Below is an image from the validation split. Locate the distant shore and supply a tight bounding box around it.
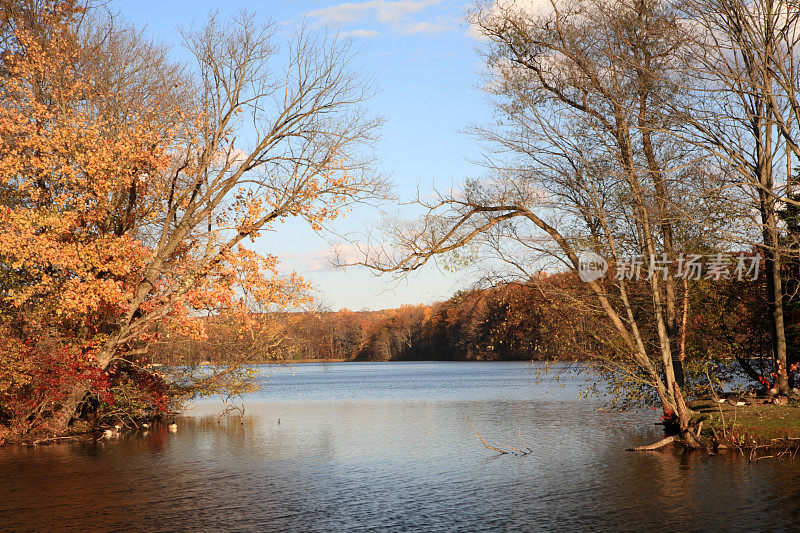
[272,358,354,364]
[191,358,357,366]
[190,358,543,365]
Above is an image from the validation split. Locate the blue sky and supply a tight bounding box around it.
[114,0,492,310]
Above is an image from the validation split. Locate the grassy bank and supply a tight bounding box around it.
[690,398,800,451]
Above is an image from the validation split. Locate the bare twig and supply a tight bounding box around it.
[497,442,527,454]
[465,417,507,455]
[518,428,533,453]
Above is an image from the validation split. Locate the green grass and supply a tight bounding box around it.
[690,398,800,444]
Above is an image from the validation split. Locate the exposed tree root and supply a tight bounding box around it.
[629,383,711,453]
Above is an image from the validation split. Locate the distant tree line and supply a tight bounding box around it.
[151,308,383,365]
[154,269,784,392]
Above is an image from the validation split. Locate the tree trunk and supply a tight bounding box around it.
[764,248,790,394]
[757,102,790,395]
[48,383,91,435]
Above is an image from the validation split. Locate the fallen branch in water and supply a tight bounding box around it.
[466,418,506,454]
[518,428,533,453]
[29,435,82,446]
[466,418,532,456]
[218,402,246,423]
[497,442,527,454]
[629,435,676,451]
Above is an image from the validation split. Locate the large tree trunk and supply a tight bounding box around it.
[49,383,92,434]
[763,244,790,394]
[758,106,790,395]
[46,348,119,437]
[760,3,790,396]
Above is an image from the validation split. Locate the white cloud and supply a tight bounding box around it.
[208,146,249,167]
[467,0,555,41]
[341,28,381,38]
[401,20,453,35]
[307,0,440,25]
[306,0,452,37]
[285,243,364,272]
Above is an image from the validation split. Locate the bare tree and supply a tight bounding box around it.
[45,10,385,430]
[354,0,734,448]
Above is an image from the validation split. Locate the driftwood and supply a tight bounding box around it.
[629,435,676,451]
[28,435,82,447]
[466,418,532,456]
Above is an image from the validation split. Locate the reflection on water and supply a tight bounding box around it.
[1,362,799,531]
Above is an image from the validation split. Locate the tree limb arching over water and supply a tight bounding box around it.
[349,0,800,451]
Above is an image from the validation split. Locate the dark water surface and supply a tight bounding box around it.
[1,361,799,531]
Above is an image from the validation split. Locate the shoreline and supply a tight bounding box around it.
[191,358,549,365]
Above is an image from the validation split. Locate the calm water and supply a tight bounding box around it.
[1,361,799,532]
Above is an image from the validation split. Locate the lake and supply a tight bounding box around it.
[1,361,799,531]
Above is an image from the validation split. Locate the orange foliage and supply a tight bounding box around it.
[0,1,377,439]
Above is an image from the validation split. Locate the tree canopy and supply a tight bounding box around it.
[0,0,383,443]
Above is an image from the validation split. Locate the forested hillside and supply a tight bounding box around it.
[154,269,783,388]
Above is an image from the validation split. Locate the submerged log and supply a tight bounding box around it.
[629,435,675,451]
